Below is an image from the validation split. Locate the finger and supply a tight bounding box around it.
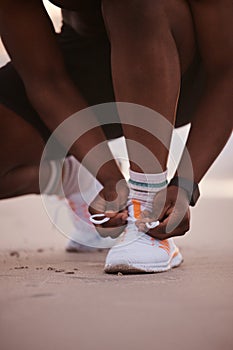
[135,218,152,233]
[121,209,129,222]
[94,220,127,238]
[90,187,117,215]
[153,194,170,221]
[102,190,118,216]
[89,203,102,216]
[105,209,118,218]
[140,210,152,219]
[147,212,190,239]
[104,212,127,227]
[105,201,128,217]
[137,223,148,233]
[105,180,128,214]
[89,195,105,216]
[105,196,127,218]
[89,193,123,218]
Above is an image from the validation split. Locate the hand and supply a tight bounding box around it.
[136,186,190,239]
[89,179,129,238]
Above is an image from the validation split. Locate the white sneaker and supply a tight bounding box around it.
[104,199,183,274]
[46,191,111,252]
[65,181,117,251]
[61,158,109,252]
[43,155,117,252]
[65,191,105,252]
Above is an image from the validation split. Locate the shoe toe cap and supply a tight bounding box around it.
[105,242,171,266]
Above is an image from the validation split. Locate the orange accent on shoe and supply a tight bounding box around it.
[159,239,170,254]
[171,249,179,258]
[132,199,141,219]
[150,237,155,246]
[81,203,90,219]
[68,199,76,213]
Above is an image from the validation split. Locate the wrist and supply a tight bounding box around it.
[168,176,200,206]
[97,160,125,186]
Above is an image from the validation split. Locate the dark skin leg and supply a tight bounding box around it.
[62,2,203,129]
[131,0,233,239]
[0,104,50,199]
[102,0,197,173]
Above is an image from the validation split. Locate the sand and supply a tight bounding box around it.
[0,193,233,350]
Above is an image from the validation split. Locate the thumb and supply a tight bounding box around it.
[153,190,170,221]
[104,179,127,216]
[104,190,119,217]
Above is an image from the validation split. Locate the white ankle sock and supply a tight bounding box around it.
[128,169,168,212]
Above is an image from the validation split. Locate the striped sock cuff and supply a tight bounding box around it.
[129,169,168,192]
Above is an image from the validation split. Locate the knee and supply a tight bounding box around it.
[0,165,39,199]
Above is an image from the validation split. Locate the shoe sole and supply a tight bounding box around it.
[104,251,183,274]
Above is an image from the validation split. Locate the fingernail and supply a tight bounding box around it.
[105,210,117,217]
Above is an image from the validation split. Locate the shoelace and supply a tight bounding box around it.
[89,213,159,229]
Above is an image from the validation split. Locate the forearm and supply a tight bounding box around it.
[27,77,124,184]
[177,73,233,183]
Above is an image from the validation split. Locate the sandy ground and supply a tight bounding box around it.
[0,133,232,350]
[1,181,233,350]
[0,135,232,350]
[0,195,233,350]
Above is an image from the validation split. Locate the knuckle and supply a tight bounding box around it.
[88,206,94,215]
[153,201,165,215]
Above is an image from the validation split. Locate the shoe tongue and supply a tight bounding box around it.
[128,199,147,220]
[114,197,156,246]
[116,222,155,247]
[128,189,155,212]
[136,233,156,246]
